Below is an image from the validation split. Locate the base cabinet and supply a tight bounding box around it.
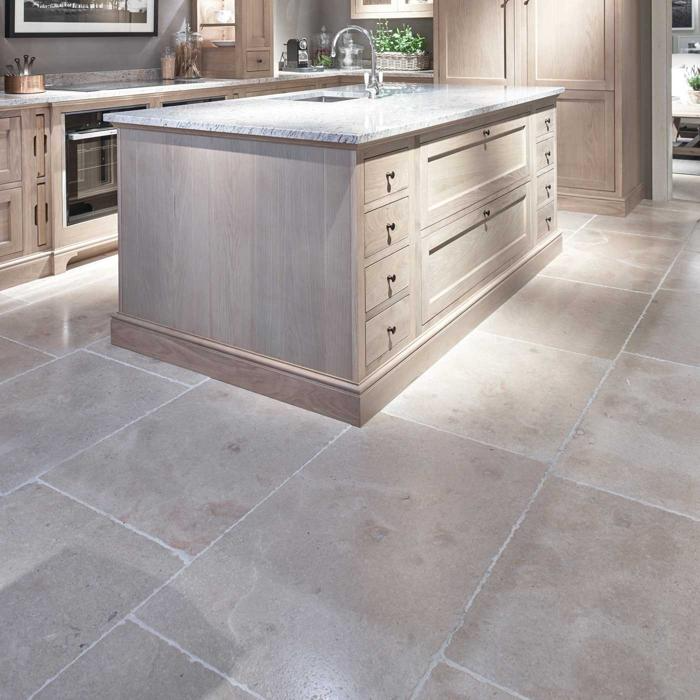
[0,187,23,258]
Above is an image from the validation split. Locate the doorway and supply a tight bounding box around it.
[652,0,700,202]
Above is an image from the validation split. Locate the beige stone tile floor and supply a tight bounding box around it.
[1,200,699,699]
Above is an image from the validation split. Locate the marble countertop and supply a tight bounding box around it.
[106,84,565,146]
[0,68,433,109]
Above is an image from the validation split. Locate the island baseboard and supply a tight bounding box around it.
[112,235,562,426]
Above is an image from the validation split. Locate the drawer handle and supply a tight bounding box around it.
[387,274,397,284]
[483,128,491,137]
[545,216,553,227]
[386,170,396,192]
[544,117,552,129]
[387,325,397,336]
[545,184,552,197]
[483,209,491,219]
[257,58,263,63]
[545,150,552,163]
[387,222,396,232]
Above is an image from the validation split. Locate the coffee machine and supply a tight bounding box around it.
[286,38,310,69]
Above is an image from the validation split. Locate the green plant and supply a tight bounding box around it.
[315,53,333,68]
[372,20,426,55]
[685,65,700,91]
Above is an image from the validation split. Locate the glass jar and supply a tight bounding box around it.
[174,23,203,80]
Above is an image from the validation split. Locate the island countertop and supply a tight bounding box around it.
[105,84,565,146]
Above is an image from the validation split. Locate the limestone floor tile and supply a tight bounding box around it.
[557,353,700,518]
[557,211,594,232]
[0,276,117,356]
[137,414,546,700]
[584,207,699,240]
[0,484,181,699]
[0,336,53,383]
[480,276,649,359]
[87,336,207,386]
[638,198,700,213]
[385,332,609,462]
[0,351,184,493]
[47,381,345,556]
[627,289,700,367]
[446,478,700,700]
[416,664,514,700]
[543,228,682,293]
[0,292,26,314]
[35,621,251,700]
[662,250,700,293]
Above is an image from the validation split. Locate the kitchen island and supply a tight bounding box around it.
[108,83,564,425]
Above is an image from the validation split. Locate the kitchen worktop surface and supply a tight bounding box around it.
[0,68,433,108]
[106,84,565,145]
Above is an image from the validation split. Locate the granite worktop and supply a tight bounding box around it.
[106,84,565,146]
[0,68,433,109]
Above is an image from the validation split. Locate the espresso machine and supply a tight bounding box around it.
[286,38,310,69]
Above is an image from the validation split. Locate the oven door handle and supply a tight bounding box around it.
[66,128,118,142]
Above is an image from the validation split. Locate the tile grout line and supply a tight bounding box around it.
[36,478,193,564]
[0,332,59,358]
[0,357,60,393]
[537,273,653,296]
[411,218,695,699]
[382,410,546,464]
[83,346,203,388]
[3,380,198,498]
[624,350,700,373]
[441,657,532,700]
[27,423,352,699]
[127,615,266,700]
[551,473,700,524]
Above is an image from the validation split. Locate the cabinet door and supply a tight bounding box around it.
[557,90,615,192]
[526,0,615,91]
[352,0,397,18]
[0,116,22,186]
[0,187,23,258]
[437,0,517,85]
[244,0,271,49]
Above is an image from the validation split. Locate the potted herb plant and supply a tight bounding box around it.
[684,65,700,103]
[372,20,430,72]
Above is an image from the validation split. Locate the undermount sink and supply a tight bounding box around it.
[293,95,363,103]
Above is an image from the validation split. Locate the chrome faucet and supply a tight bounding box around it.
[330,25,382,98]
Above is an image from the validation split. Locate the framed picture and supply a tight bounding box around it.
[673,0,695,31]
[5,0,158,37]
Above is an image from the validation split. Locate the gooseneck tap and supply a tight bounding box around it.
[330,25,382,98]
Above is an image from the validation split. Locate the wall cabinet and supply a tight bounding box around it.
[352,0,433,19]
[435,0,643,215]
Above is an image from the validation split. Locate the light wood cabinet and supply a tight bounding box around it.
[0,187,23,258]
[0,116,22,186]
[435,0,643,215]
[352,0,433,19]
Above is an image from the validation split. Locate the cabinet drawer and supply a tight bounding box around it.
[365,295,412,367]
[365,246,411,313]
[421,184,530,323]
[0,186,23,258]
[537,169,557,208]
[246,50,271,72]
[364,149,409,204]
[537,202,557,242]
[536,136,555,173]
[536,108,556,138]
[420,116,529,228]
[364,196,410,258]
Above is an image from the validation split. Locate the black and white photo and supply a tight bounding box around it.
[6,0,157,37]
[673,0,695,30]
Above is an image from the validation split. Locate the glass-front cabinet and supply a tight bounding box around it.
[352,0,433,19]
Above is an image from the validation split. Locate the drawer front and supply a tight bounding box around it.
[536,136,556,173]
[365,246,411,313]
[364,149,409,204]
[536,108,556,139]
[537,202,557,242]
[421,116,529,228]
[365,197,410,258]
[246,50,271,73]
[0,186,23,258]
[365,295,412,367]
[537,169,557,208]
[421,184,530,323]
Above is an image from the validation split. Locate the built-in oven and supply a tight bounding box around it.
[64,105,147,226]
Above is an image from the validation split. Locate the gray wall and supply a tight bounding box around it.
[0,0,321,75]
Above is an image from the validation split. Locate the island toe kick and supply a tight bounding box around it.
[110,88,563,426]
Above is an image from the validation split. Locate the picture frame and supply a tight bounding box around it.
[5,0,158,38]
[673,0,696,31]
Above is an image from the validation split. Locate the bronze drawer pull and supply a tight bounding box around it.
[386,170,396,180]
[483,209,491,218]
[387,325,397,335]
[545,184,552,196]
[544,117,552,128]
[387,222,396,232]
[545,150,552,162]
[483,128,491,137]
[546,216,553,224]
[387,274,397,283]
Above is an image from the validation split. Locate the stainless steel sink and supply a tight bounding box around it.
[293,95,362,103]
